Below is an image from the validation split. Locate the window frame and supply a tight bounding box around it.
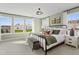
[67,11,79,29]
[0,15,12,34]
[14,17,25,33]
[0,13,33,35]
[25,18,32,33]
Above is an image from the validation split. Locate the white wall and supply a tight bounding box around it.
[62,12,68,25]
[42,17,50,28]
[32,18,42,33]
[1,33,27,41]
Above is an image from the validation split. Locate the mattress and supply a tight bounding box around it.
[40,34,65,50]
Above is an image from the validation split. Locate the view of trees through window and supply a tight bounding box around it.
[67,12,79,29]
[0,15,32,33]
[14,18,24,33]
[0,16,12,33]
[25,19,32,32]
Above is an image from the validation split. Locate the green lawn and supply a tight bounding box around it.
[15,29,32,32]
[26,29,32,32]
[15,30,23,32]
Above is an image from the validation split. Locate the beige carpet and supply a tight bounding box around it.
[0,39,79,55]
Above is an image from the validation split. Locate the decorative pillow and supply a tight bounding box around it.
[52,30,60,34]
[43,31,50,36]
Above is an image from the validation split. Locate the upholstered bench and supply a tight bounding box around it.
[28,37,40,50]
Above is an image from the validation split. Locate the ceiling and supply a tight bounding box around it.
[0,3,79,18]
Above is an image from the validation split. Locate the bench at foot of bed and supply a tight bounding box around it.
[28,37,41,51]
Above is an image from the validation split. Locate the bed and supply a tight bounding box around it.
[29,25,67,55]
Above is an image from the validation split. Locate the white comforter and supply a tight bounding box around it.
[31,34,65,51]
[46,35,65,50]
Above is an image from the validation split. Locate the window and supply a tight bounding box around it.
[14,18,24,33]
[67,12,79,29]
[25,19,32,32]
[0,13,33,33]
[0,16,12,33]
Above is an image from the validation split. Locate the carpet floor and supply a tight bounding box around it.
[0,39,79,55]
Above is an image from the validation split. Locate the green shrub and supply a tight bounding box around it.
[15,29,32,32]
[15,30,23,32]
[26,29,32,32]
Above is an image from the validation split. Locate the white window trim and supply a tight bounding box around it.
[0,13,32,35]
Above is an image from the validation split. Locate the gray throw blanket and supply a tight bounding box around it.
[31,33,57,45]
[45,36,57,45]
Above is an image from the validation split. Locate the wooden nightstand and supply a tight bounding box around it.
[65,35,79,48]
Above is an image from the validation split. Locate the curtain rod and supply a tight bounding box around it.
[64,6,79,12]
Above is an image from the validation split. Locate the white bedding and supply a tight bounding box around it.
[31,34,65,51]
[47,35,65,50]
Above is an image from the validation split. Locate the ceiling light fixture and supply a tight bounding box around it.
[36,8,43,15]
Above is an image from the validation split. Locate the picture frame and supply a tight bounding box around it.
[50,16,62,25]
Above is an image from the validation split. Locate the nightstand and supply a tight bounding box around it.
[65,35,79,48]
